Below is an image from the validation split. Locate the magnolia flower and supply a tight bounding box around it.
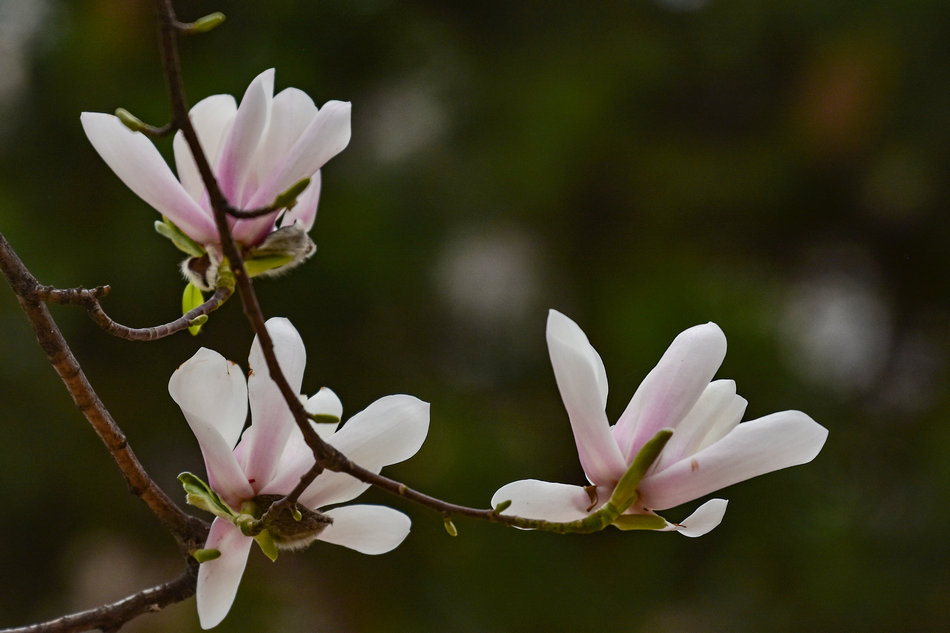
[169,318,428,628]
[492,310,828,537]
[81,69,351,288]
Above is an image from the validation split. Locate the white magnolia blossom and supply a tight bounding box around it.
[169,318,428,628]
[492,310,828,537]
[81,69,350,285]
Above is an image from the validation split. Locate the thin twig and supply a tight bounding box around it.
[151,0,550,529]
[0,231,208,550]
[38,283,233,341]
[0,564,198,633]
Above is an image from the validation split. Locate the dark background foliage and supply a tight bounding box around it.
[2,0,948,631]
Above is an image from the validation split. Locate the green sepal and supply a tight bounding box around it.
[500,429,674,535]
[612,514,669,531]
[608,428,673,512]
[187,12,226,34]
[244,253,296,278]
[272,177,311,210]
[178,472,236,520]
[182,282,205,335]
[155,218,205,257]
[192,548,222,563]
[254,530,280,562]
[493,499,512,513]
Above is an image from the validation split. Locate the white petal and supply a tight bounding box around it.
[652,380,746,471]
[240,317,307,490]
[196,518,253,629]
[216,69,274,208]
[638,411,828,511]
[174,94,237,203]
[613,322,727,463]
[546,310,626,486]
[317,504,411,554]
[490,479,595,523]
[664,498,728,537]
[246,100,351,210]
[306,386,344,434]
[168,348,252,503]
[297,395,429,508]
[255,87,319,181]
[80,112,217,244]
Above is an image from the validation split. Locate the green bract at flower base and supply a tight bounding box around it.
[492,310,828,538]
[182,282,206,335]
[496,429,672,534]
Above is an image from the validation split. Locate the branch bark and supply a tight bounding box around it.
[0,564,197,633]
[0,231,208,551]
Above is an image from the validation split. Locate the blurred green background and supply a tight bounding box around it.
[2,0,949,631]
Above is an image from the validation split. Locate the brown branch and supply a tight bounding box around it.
[38,283,233,341]
[153,0,352,486]
[0,563,197,633]
[151,0,536,528]
[0,231,208,551]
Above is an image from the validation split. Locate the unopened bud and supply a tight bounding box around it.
[192,548,221,563]
[183,12,226,35]
[443,515,458,537]
[115,108,147,133]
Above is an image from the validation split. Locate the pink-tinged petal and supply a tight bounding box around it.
[196,518,253,629]
[279,171,322,232]
[240,317,307,490]
[246,100,351,210]
[174,94,237,203]
[216,69,274,209]
[259,388,344,495]
[613,322,727,463]
[168,348,253,503]
[652,380,746,472]
[80,112,218,244]
[638,411,828,511]
[297,395,429,508]
[230,86,322,244]
[490,479,596,523]
[546,310,626,486]
[662,498,728,537]
[317,504,411,554]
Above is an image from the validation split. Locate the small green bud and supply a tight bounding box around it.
[179,12,226,35]
[443,516,458,537]
[115,108,147,133]
[309,413,341,425]
[493,499,512,513]
[192,548,222,563]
